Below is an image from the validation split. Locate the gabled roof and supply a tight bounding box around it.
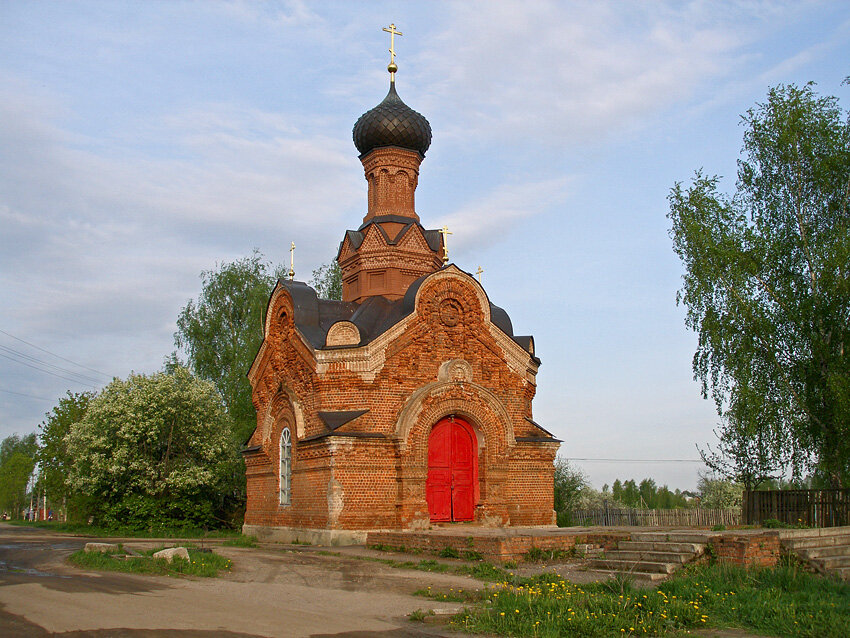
[336,216,443,261]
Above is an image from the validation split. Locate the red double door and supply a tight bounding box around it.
[426,416,477,522]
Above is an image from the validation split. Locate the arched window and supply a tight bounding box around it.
[279,427,291,506]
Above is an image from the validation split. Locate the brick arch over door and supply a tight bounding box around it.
[395,381,514,465]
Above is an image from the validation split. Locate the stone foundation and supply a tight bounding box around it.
[242,524,368,546]
[366,528,628,563]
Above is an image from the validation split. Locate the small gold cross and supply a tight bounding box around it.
[289,242,296,281]
[439,225,453,264]
[383,23,403,79]
[475,266,483,283]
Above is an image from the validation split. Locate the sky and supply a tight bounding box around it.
[1,0,848,492]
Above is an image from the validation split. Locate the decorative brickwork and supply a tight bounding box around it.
[339,145,444,303]
[361,147,422,222]
[244,264,558,534]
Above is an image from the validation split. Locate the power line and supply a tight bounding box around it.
[0,352,98,389]
[0,328,111,378]
[565,458,704,463]
[0,344,104,386]
[0,388,56,402]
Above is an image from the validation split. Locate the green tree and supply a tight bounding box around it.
[668,82,850,487]
[0,432,37,465]
[606,478,692,509]
[175,250,282,442]
[621,479,640,507]
[0,433,37,518]
[639,478,658,509]
[36,391,95,521]
[553,457,589,526]
[67,367,239,530]
[310,261,343,300]
[611,479,623,503]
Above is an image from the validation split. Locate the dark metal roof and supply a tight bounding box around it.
[240,444,262,454]
[524,417,556,438]
[301,431,387,443]
[516,436,562,443]
[339,220,443,258]
[345,229,365,251]
[352,81,432,157]
[279,269,536,359]
[317,410,369,431]
[356,214,417,231]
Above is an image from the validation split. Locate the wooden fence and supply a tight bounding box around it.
[570,507,740,528]
[742,489,850,527]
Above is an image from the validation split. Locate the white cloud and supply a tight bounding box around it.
[0,78,361,365]
[434,176,571,252]
[416,0,769,146]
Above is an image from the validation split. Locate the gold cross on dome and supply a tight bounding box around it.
[475,266,483,282]
[383,23,403,79]
[288,242,296,281]
[439,225,452,264]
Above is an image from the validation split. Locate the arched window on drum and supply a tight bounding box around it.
[279,427,292,506]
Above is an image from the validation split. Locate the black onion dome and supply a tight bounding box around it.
[353,82,432,157]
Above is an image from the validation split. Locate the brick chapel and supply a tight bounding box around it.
[242,41,560,543]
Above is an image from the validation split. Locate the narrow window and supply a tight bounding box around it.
[279,427,291,505]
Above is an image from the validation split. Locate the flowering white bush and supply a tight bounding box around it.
[68,367,238,529]
[697,476,744,509]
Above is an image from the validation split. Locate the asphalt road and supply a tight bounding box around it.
[0,523,471,637]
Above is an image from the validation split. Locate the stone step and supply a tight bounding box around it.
[796,545,850,559]
[593,569,668,582]
[589,559,676,575]
[617,541,705,554]
[605,550,694,564]
[815,554,850,569]
[783,536,849,549]
[630,532,713,544]
[777,526,850,540]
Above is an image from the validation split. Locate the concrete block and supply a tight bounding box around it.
[153,547,190,563]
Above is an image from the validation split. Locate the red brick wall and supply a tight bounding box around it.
[245,266,558,532]
[709,533,780,567]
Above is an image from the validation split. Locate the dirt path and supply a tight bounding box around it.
[0,524,473,637]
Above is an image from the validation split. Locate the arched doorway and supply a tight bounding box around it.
[426,416,478,522]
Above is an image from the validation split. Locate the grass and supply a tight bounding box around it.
[415,585,482,603]
[407,608,434,622]
[524,546,575,563]
[222,534,258,548]
[369,541,479,561]
[9,519,242,539]
[383,557,513,581]
[68,545,232,578]
[452,559,850,637]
